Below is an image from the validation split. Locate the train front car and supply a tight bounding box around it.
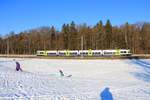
[36,50,47,56]
[119,49,132,56]
[102,49,132,56]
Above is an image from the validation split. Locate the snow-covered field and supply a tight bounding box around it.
[0,58,150,100]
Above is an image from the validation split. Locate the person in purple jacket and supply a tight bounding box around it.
[14,59,22,71]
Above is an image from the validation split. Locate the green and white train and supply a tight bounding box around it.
[36,49,132,56]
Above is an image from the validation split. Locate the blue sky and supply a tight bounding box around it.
[0,0,150,35]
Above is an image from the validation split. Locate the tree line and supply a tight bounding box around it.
[0,20,150,54]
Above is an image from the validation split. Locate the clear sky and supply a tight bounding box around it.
[0,0,150,35]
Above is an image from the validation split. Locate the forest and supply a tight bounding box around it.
[0,20,150,54]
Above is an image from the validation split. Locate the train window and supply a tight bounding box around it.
[59,52,65,54]
[70,52,77,54]
[40,52,44,54]
[80,52,88,54]
[47,53,56,54]
[104,52,112,54]
[94,52,101,54]
[121,51,126,53]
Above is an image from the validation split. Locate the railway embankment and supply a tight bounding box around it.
[0,54,150,59]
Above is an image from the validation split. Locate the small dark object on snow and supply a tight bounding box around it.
[59,70,64,76]
[15,60,22,71]
[66,75,72,77]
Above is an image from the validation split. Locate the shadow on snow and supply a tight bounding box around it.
[128,58,150,82]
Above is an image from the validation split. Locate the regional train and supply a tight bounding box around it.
[36,49,132,56]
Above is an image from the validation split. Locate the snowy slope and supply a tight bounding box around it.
[0,58,150,100]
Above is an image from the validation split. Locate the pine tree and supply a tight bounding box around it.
[50,26,56,50]
[69,21,78,50]
[105,19,112,49]
[95,20,104,49]
[62,24,70,49]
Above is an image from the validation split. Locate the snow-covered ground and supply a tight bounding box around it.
[0,58,150,100]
